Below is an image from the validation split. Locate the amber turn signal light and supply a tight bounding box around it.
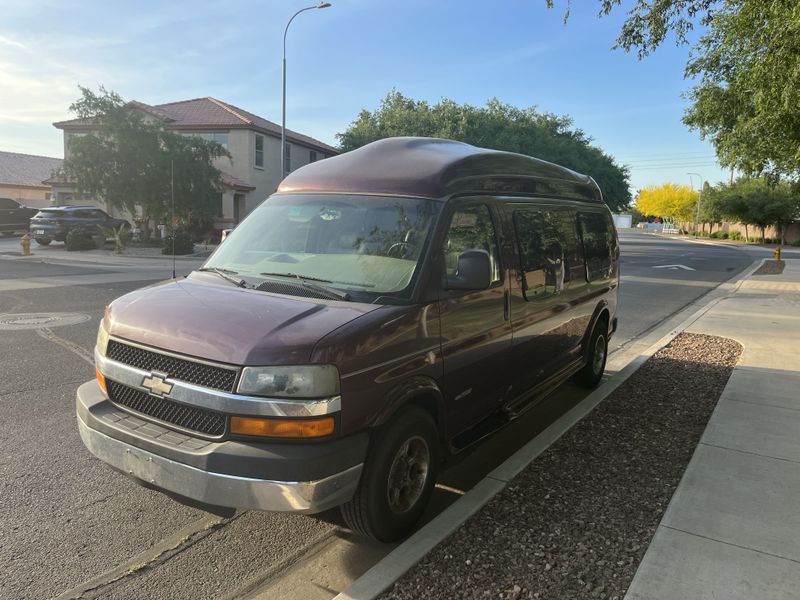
[95,367,107,394]
[230,416,335,438]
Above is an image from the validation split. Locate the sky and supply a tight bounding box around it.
[0,0,729,196]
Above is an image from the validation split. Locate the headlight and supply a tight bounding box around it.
[96,320,109,357]
[238,365,340,398]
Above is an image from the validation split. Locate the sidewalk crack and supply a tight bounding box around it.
[699,441,800,465]
[660,525,800,565]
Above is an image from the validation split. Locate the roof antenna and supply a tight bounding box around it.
[171,158,176,279]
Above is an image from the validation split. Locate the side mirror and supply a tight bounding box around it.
[445,249,492,290]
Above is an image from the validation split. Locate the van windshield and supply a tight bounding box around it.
[204,194,442,300]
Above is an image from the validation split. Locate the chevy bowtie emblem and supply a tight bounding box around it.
[142,373,173,397]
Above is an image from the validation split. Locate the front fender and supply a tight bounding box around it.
[370,375,446,439]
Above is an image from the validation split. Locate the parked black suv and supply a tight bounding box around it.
[29,206,130,245]
[0,197,38,235]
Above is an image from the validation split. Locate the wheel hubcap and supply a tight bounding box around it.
[593,334,606,375]
[387,436,430,514]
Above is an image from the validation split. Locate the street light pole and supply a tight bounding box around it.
[281,2,331,180]
[688,172,702,239]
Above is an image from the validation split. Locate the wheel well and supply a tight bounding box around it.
[597,309,610,331]
[406,394,445,441]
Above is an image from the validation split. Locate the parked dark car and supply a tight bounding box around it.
[0,197,37,235]
[76,137,619,541]
[29,205,130,245]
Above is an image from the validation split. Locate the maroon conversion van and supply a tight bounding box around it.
[76,137,619,541]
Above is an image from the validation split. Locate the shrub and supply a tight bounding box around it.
[162,231,194,255]
[790,239,800,247]
[729,231,743,241]
[721,232,729,239]
[66,227,99,251]
[709,231,722,239]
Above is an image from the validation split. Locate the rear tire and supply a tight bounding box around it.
[341,407,438,542]
[576,318,608,388]
[35,238,51,246]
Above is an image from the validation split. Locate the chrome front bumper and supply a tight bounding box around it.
[77,409,363,514]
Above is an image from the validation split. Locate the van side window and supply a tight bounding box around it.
[513,209,564,299]
[552,210,585,284]
[579,212,613,281]
[444,204,501,284]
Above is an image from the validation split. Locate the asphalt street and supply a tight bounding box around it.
[0,231,757,599]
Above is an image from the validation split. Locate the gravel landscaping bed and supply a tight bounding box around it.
[381,333,742,600]
[753,259,785,275]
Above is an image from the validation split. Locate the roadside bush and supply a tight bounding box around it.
[66,228,99,251]
[729,231,743,241]
[721,232,729,239]
[791,239,800,247]
[709,231,722,239]
[162,231,194,255]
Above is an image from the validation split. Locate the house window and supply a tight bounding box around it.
[186,132,228,148]
[255,135,264,168]
[309,150,318,163]
[284,143,291,176]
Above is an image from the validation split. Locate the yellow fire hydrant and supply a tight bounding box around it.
[774,246,782,261]
[20,233,31,256]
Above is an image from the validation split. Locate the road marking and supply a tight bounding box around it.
[653,264,696,271]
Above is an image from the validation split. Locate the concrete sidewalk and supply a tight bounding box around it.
[626,259,800,600]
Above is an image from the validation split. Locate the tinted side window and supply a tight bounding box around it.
[514,208,563,299]
[444,204,501,284]
[552,210,585,284]
[579,212,613,281]
[0,198,18,209]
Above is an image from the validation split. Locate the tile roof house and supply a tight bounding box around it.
[0,150,63,208]
[52,97,338,228]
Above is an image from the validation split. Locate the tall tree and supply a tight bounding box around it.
[337,91,632,211]
[547,1,800,179]
[61,87,230,237]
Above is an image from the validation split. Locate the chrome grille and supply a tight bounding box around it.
[107,380,226,437]
[107,340,237,392]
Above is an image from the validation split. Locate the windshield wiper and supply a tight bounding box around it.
[259,272,333,283]
[258,272,350,301]
[198,267,247,288]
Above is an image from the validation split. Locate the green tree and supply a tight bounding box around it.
[61,87,230,238]
[709,178,800,243]
[547,1,800,179]
[337,91,632,211]
[683,3,800,179]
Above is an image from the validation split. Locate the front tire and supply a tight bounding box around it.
[35,238,51,246]
[341,407,438,542]
[576,318,608,388]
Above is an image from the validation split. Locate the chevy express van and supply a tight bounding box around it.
[77,137,619,541]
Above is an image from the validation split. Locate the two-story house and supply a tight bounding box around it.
[51,96,337,229]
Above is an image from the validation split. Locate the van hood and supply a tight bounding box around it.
[106,274,379,366]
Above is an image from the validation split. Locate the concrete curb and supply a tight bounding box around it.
[335,258,766,600]
[647,232,800,255]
